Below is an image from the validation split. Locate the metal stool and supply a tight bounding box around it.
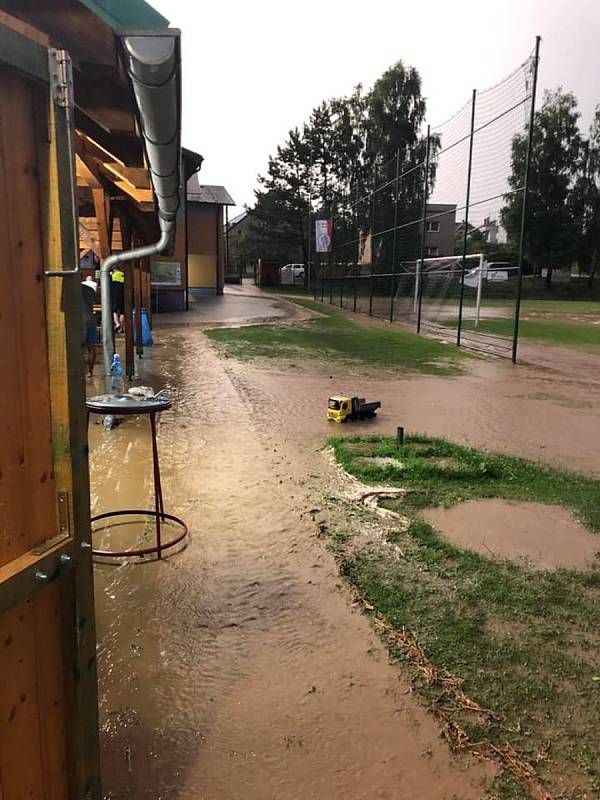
[86,393,188,559]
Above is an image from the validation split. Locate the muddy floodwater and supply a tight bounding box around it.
[89,298,600,799]
[423,499,600,570]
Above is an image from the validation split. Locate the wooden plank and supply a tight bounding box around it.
[92,187,110,259]
[0,15,48,82]
[39,71,101,800]
[119,213,135,379]
[0,597,45,798]
[75,153,101,189]
[0,69,56,566]
[0,9,50,47]
[33,580,70,800]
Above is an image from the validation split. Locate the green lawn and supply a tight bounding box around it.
[206,299,467,376]
[464,298,600,312]
[329,435,600,799]
[457,317,600,350]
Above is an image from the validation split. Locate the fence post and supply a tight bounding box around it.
[369,163,377,316]
[512,35,541,364]
[353,180,359,312]
[457,89,477,346]
[416,125,431,334]
[389,148,401,323]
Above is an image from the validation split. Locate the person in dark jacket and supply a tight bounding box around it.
[81,275,98,377]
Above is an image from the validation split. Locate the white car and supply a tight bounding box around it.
[280,263,305,285]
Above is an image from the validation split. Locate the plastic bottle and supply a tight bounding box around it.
[110,353,124,395]
[103,414,115,431]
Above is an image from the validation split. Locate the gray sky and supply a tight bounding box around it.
[153,0,600,218]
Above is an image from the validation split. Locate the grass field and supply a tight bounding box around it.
[329,435,600,799]
[206,299,467,376]
[457,318,600,350]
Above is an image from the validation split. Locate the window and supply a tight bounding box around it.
[426,221,440,232]
[425,246,439,257]
[328,399,341,410]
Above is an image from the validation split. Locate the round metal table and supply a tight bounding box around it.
[86,393,188,559]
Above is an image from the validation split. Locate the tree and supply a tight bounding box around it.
[570,107,600,287]
[364,62,431,267]
[501,90,582,285]
[252,127,312,263]
[249,61,432,275]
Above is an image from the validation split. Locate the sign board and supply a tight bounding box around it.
[151,261,181,286]
[315,219,333,253]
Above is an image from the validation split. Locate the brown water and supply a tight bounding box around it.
[91,334,494,800]
[91,317,600,799]
[423,499,600,570]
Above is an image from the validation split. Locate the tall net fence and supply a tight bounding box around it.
[316,41,539,361]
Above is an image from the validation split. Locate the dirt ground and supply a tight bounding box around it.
[89,296,600,799]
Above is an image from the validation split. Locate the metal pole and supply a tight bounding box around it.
[475,256,484,325]
[225,205,230,279]
[457,89,477,346]
[513,35,541,364]
[150,413,163,558]
[369,163,377,316]
[389,148,400,323]
[353,179,359,312]
[416,125,431,334]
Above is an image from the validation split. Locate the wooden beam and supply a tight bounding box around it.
[91,188,110,259]
[75,153,101,189]
[119,212,135,380]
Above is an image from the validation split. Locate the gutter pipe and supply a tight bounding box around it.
[101,29,181,375]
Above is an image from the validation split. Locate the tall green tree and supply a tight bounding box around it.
[501,90,582,285]
[250,61,431,271]
[252,127,312,263]
[570,107,600,286]
[364,62,434,267]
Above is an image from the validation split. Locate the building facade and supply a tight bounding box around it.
[424,203,456,258]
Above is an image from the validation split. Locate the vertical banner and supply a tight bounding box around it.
[315,219,333,253]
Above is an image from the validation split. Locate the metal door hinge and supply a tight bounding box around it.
[48,48,74,109]
[58,491,72,537]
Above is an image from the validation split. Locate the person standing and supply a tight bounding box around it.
[111,267,125,334]
[81,274,98,378]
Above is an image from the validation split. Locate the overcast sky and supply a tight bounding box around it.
[152,0,599,218]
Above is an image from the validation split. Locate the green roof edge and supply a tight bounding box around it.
[77,0,169,30]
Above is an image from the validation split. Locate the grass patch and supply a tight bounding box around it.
[464,298,600,312]
[454,317,600,350]
[205,299,467,375]
[330,434,600,797]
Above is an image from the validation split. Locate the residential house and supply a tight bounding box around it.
[424,203,456,258]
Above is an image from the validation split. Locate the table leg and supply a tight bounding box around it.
[150,412,164,558]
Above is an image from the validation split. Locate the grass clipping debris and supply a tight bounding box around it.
[328,435,600,800]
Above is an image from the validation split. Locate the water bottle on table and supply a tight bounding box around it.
[110,353,124,394]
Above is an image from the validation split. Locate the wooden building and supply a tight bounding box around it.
[0,1,182,797]
[150,176,235,311]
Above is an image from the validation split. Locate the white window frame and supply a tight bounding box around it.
[426,221,440,233]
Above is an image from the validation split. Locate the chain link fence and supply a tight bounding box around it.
[315,39,540,362]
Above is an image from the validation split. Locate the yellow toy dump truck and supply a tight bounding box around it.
[327,395,381,423]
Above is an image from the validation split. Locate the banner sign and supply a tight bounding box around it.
[315,219,333,253]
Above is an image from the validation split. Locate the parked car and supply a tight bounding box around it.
[280,263,305,285]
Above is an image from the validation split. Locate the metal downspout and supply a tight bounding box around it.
[100,224,171,375]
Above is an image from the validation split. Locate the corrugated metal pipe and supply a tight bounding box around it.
[101,30,181,376]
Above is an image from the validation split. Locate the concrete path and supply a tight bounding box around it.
[153,283,304,327]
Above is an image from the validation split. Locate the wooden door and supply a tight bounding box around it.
[0,21,100,800]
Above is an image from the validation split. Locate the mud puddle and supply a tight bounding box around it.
[423,499,600,570]
[91,331,492,799]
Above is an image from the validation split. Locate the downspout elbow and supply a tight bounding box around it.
[100,224,173,377]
